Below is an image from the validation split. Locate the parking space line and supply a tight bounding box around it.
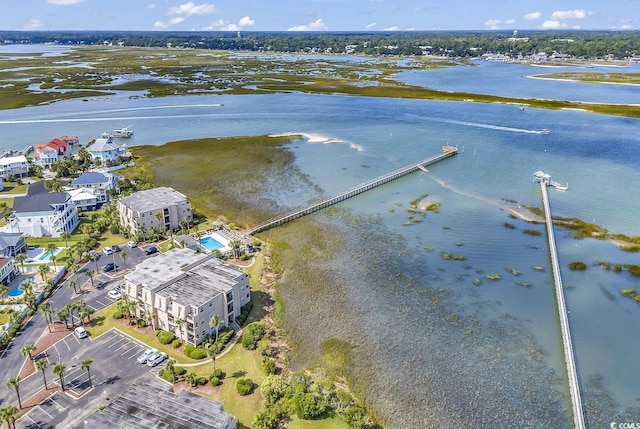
[107,337,127,348]
[37,405,54,419]
[24,414,41,428]
[121,344,141,357]
[49,397,66,411]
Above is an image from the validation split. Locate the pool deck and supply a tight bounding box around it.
[25,246,63,264]
[200,231,231,253]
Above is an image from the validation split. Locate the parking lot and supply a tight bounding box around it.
[18,329,161,428]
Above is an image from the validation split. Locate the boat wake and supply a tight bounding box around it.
[269,132,365,152]
[435,117,542,134]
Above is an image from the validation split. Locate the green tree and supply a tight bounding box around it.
[81,358,93,387]
[68,279,78,295]
[85,269,95,288]
[119,251,127,271]
[38,303,53,333]
[20,343,36,361]
[0,405,18,429]
[38,263,49,282]
[206,345,217,373]
[0,284,7,302]
[45,243,58,270]
[36,359,49,390]
[6,376,22,409]
[60,231,71,250]
[14,253,26,273]
[53,363,66,392]
[164,359,176,384]
[209,314,221,344]
[185,371,197,388]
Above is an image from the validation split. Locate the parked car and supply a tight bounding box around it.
[102,247,113,256]
[112,244,121,252]
[107,289,122,300]
[145,246,158,255]
[127,241,137,248]
[146,352,167,367]
[103,262,116,273]
[136,348,158,364]
[74,326,88,339]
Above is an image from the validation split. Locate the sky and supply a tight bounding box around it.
[0,0,637,32]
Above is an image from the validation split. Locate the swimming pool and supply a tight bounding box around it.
[39,248,60,261]
[200,236,224,251]
[7,276,35,298]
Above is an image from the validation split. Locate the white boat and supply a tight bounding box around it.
[540,129,550,135]
[112,125,134,138]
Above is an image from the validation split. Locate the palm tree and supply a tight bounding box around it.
[45,243,57,270]
[38,263,49,282]
[185,371,197,388]
[6,376,22,409]
[207,345,217,373]
[85,269,95,288]
[0,284,8,302]
[60,232,71,250]
[20,344,36,361]
[14,253,26,273]
[20,279,35,296]
[38,303,53,333]
[0,405,18,429]
[230,240,241,259]
[165,359,176,384]
[81,358,93,387]
[175,318,185,339]
[57,305,70,329]
[36,359,49,389]
[209,314,221,345]
[68,279,78,295]
[53,363,66,392]
[89,252,100,272]
[119,251,127,271]
[71,263,80,285]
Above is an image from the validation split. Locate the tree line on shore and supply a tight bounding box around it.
[1,30,639,60]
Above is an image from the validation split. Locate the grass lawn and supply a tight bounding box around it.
[0,312,10,325]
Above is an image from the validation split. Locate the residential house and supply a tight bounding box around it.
[86,133,126,164]
[117,187,192,238]
[0,257,19,286]
[33,136,77,168]
[67,188,99,212]
[0,232,27,257]
[84,373,236,429]
[124,248,251,346]
[3,181,79,238]
[70,171,116,205]
[0,155,29,179]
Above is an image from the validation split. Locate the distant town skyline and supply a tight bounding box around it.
[0,1,636,33]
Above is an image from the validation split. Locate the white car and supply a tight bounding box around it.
[136,348,158,364]
[107,289,122,300]
[146,352,167,367]
[127,241,137,248]
[103,247,113,256]
[74,326,88,339]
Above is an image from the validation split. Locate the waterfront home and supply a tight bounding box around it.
[0,155,29,179]
[0,232,27,257]
[32,136,76,168]
[3,181,79,238]
[0,257,19,286]
[70,171,116,205]
[67,188,99,212]
[86,134,127,164]
[117,187,192,238]
[123,248,251,346]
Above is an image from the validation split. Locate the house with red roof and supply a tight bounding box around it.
[33,136,78,168]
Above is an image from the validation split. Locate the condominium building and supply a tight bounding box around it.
[117,187,192,238]
[123,248,251,346]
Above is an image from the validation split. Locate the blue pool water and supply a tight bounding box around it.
[200,236,224,251]
[39,248,60,261]
[7,276,35,298]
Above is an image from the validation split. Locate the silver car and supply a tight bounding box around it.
[146,352,167,367]
[136,348,158,364]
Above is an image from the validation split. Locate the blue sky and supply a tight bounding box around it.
[0,0,636,32]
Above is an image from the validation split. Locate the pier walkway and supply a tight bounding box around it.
[243,146,457,236]
[539,179,586,429]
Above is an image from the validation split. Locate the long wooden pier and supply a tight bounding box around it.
[243,146,457,236]
[539,178,586,429]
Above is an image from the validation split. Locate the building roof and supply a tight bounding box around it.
[0,257,11,269]
[126,248,203,291]
[0,155,27,166]
[83,373,233,429]
[119,187,188,213]
[71,171,110,186]
[67,187,96,200]
[0,232,25,248]
[86,136,121,153]
[13,184,70,213]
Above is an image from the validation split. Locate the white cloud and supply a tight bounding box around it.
[24,19,43,30]
[47,0,84,4]
[168,2,217,17]
[505,19,516,25]
[550,9,589,20]
[484,19,501,30]
[383,26,400,31]
[147,4,156,9]
[288,19,328,31]
[153,17,186,29]
[366,22,377,29]
[238,16,255,27]
[524,12,541,20]
[541,20,564,29]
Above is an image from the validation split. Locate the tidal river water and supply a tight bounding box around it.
[1,51,640,427]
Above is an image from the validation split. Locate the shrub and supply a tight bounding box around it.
[137,319,147,328]
[157,330,175,344]
[262,358,277,375]
[175,366,187,376]
[172,339,181,348]
[159,369,174,383]
[196,377,208,386]
[292,390,326,420]
[236,378,254,396]
[183,344,195,356]
[213,368,224,379]
[189,348,207,360]
[209,376,220,386]
[242,332,257,350]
